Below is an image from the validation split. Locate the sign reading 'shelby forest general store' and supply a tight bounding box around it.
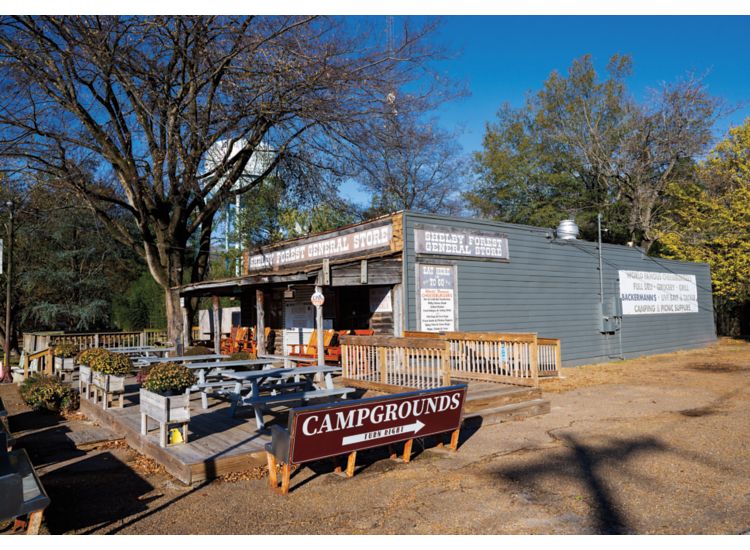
[288,385,467,464]
[247,221,393,272]
[415,226,509,260]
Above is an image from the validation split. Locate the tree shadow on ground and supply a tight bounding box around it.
[42,451,157,534]
[489,434,667,534]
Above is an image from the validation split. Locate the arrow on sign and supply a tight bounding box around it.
[341,420,425,446]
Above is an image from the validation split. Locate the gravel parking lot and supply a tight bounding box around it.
[3,338,750,534]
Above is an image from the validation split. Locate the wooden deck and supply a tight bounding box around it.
[78,377,549,486]
[79,380,282,485]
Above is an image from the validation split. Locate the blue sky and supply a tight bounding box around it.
[342,15,750,205]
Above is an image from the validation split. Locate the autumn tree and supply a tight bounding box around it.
[0,16,449,342]
[469,54,720,249]
[658,119,750,335]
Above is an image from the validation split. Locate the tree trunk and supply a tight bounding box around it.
[165,287,185,349]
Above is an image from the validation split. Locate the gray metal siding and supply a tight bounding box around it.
[403,212,716,367]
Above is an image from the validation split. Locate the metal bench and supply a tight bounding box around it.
[0,433,50,534]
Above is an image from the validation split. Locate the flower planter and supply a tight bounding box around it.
[78,365,93,399]
[91,371,126,409]
[140,388,191,447]
[54,357,76,382]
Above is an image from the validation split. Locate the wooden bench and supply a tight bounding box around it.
[0,433,50,534]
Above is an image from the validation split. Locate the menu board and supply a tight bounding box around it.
[416,264,458,332]
[619,270,699,315]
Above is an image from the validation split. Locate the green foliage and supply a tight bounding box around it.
[142,362,196,394]
[469,54,718,249]
[88,350,132,376]
[184,345,213,356]
[20,374,78,413]
[112,271,167,331]
[230,351,254,360]
[658,118,750,335]
[53,342,78,358]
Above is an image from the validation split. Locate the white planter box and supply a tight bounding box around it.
[139,389,191,424]
[78,364,92,384]
[54,357,75,371]
[91,371,126,394]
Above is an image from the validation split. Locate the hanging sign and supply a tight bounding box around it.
[311,291,325,307]
[416,264,458,332]
[619,270,699,315]
[414,226,509,261]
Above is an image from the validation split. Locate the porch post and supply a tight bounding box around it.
[256,289,265,355]
[180,298,189,354]
[315,285,325,367]
[212,295,221,355]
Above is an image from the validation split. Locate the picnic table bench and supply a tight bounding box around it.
[224,365,354,429]
[185,358,285,409]
[107,346,175,357]
[0,432,50,534]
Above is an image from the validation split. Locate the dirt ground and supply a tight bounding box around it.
[3,338,750,535]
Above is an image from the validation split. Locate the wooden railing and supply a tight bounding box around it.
[340,335,451,393]
[22,348,54,379]
[405,331,563,386]
[23,329,170,353]
[537,338,562,378]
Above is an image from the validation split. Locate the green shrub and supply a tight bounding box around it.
[20,374,79,413]
[184,345,213,356]
[89,350,132,376]
[142,362,196,394]
[53,341,79,358]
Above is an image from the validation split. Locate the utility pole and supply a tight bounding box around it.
[2,200,14,383]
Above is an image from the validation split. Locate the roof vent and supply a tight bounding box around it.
[556,219,580,240]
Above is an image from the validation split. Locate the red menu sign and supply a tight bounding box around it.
[288,385,467,464]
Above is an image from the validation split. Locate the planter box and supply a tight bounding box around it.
[54,357,76,382]
[78,364,92,384]
[91,372,126,394]
[139,389,191,424]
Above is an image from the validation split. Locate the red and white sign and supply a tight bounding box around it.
[288,385,467,464]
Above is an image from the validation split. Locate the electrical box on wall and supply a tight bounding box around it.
[600,297,621,334]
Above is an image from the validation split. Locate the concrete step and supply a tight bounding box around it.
[465,398,550,426]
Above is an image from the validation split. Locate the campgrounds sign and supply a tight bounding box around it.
[265,385,467,493]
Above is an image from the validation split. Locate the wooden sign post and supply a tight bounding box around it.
[265,385,467,494]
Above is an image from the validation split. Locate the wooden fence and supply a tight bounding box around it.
[340,335,451,393]
[23,329,170,353]
[537,338,562,378]
[405,331,562,386]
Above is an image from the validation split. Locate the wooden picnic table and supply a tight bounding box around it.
[224,365,352,429]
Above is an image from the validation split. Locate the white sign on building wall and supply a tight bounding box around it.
[619,270,699,315]
[416,264,458,332]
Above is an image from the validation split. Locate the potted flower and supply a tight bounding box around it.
[75,347,109,397]
[89,350,132,408]
[53,341,79,382]
[139,362,196,447]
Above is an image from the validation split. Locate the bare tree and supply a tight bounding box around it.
[349,111,467,216]
[0,16,447,341]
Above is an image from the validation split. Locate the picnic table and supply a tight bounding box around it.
[184,358,284,409]
[133,353,230,366]
[107,346,176,357]
[224,365,354,429]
